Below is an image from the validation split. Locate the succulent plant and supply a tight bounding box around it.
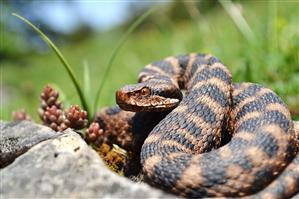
[12,109,32,121]
[38,85,88,132]
[41,105,65,131]
[64,105,88,130]
[38,85,62,115]
[85,122,106,145]
[38,85,64,129]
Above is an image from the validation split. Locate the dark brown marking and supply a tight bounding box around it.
[160,140,193,153]
[143,155,162,177]
[175,156,203,190]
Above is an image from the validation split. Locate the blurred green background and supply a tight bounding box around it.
[1,0,299,121]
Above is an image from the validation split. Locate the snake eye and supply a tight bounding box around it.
[141,87,150,96]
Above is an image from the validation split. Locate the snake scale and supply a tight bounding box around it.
[115,53,299,198]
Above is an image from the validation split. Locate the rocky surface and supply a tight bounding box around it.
[0,121,174,198]
[0,121,59,168]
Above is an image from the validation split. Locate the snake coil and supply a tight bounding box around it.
[116,53,299,198]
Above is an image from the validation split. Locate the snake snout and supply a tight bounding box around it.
[116,88,180,112]
[115,90,127,105]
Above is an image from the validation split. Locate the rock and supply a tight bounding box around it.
[0,120,59,168]
[0,122,174,198]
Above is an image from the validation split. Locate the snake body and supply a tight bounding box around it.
[116,53,299,198]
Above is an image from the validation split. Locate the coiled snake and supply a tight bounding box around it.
[116,53,299,198]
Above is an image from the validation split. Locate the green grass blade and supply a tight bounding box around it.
[184,1,211,33]
[219,0,257,44]
[12,13,91,119]
[93,7,156,110]
[83,60,91,105]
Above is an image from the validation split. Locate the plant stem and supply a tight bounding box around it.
[12,13,91,120]
[93,7,156,111]
[219,0,256,44]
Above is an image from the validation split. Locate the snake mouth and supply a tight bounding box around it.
[116,90,180,112]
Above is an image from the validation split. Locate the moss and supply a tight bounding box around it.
[95,143,127,175]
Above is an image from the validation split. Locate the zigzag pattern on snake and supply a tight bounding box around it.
[115,53,299,198]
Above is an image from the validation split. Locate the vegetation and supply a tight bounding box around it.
[2,1,299,121]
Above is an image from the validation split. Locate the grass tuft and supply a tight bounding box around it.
[12,9,155,121]
[219,0,257,44]
[12,13,91,120]
[93,7,156,111]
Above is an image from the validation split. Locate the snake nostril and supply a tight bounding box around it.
[115,91,120,98]
[116,91,124,103]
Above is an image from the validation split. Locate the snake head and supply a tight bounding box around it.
[116,83,181,112]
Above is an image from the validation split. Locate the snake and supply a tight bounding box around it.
[115,53,299,198]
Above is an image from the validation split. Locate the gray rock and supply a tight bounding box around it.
[0,120,59,168]
[1,122,175,198]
